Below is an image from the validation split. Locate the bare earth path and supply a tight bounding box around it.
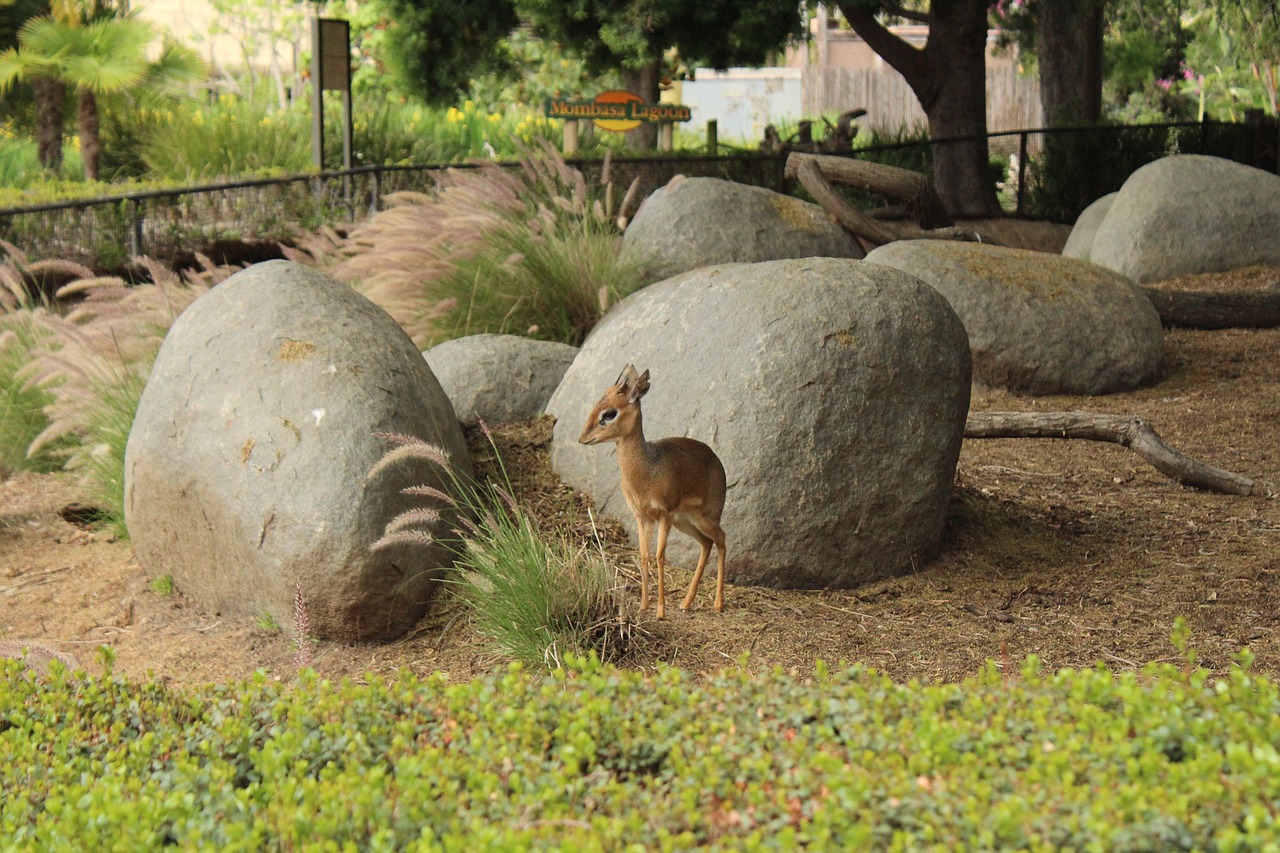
[3,267,1277,687]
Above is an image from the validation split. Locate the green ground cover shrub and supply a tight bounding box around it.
[1,652,1276,849]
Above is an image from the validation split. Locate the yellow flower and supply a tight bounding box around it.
[464,99,476,112]
[488,113,501,123]
[261,116,272,126]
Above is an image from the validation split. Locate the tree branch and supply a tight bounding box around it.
[964,411,1264,496]
[836,2,928,91]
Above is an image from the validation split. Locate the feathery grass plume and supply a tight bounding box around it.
[366,427,631,670]
[316,142,641,348]
[0,311,67,475]
[20,257,240,537]
[293,582,313,671]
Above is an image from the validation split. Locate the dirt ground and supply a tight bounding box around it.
[2,264,1278,689]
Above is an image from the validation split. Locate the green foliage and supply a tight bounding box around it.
[367,432,629,670]
[331,147,641,349]
[2,653,1278,847]
[1022,124,1174,222]
[454,508,626,669]
[0,312,63,475]
[149,574,173,596]
[434,215,638,346]
[140,91,311,181]
[377,0,520,105]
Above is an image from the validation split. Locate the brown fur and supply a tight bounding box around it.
[579,365,728,617]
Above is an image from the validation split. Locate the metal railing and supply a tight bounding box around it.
[1,116,1275,271]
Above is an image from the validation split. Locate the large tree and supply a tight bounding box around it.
[381,0,805,147]
[1034,0,1105,125]
[836,0,1002,217]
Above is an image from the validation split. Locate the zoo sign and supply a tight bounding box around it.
[545,90,692,132]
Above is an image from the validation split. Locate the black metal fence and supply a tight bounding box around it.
[1,116,1275,272]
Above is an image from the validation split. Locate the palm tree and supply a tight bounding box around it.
[0,0,65,172]
[0,12,204,180]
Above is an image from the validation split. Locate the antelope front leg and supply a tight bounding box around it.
[635,516,653,612]
[654,518,672,619]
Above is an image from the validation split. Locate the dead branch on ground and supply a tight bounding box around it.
[964,410,1266,496]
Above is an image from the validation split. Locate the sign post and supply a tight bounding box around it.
[310,17,353,172]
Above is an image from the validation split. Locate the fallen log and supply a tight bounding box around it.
[791,157,997,248]
[1140,284,1280,329]
[786,152,953,229]
[964,411,1264,496]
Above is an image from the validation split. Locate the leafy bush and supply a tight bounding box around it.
[141,92,312,181]
[1022,124,1175,222]
[1,651,1277,848]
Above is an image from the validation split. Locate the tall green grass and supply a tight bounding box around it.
[140,92,312,180]
[437,216,637,345]
[0,313,62,475]
[368,431,629,669]
[329,147,641,348]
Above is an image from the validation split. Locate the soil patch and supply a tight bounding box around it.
[3,283,1278,687]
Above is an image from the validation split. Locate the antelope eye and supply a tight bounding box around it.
[600,409,618,424]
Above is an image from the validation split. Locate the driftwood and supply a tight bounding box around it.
[1140,284,1280,329]
[964,411,1264,496]
[786,152,996,247]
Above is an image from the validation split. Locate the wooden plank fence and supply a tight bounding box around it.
[804,66,1043,145]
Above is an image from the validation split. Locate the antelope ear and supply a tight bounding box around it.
[616,363,639,390]
[629,369,650,402]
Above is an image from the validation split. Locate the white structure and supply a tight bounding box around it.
[679,68,803,144]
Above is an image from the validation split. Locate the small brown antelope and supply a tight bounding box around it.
[579,364,728,618]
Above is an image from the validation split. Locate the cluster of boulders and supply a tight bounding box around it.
[123,155,1277,640]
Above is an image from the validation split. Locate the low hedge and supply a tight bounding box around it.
[2,653,1278,850]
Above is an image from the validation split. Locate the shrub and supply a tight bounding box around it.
[367,431,629,669]
[1,652,1277,848]
[141,92,312,181]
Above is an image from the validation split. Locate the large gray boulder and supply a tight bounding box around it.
[866,240,1164,396]
[425,334,577,425]
[546,257,971,590]
[1090,155,1280,283]
[1061,192,1116,261]
[620,176,864,283]
[125,260,471,642]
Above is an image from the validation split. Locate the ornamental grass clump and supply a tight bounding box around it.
[16,256,235,535]
[324,143,642,349]
[367,430,631,669]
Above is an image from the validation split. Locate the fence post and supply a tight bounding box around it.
[129,198,143,258]
[370,167,382,216]
[707,120,718,156]
[1015,131,1029,217]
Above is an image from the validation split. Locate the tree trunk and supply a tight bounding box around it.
[77,88,101,182]
[33,76,65,173]
[1036,0,1104,125]
[924,0,1002,217]
[621,60,661,150]
[964,411,1262,496]
[839,0,1002,218]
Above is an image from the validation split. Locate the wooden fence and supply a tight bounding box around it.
[804,66,1043,138]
